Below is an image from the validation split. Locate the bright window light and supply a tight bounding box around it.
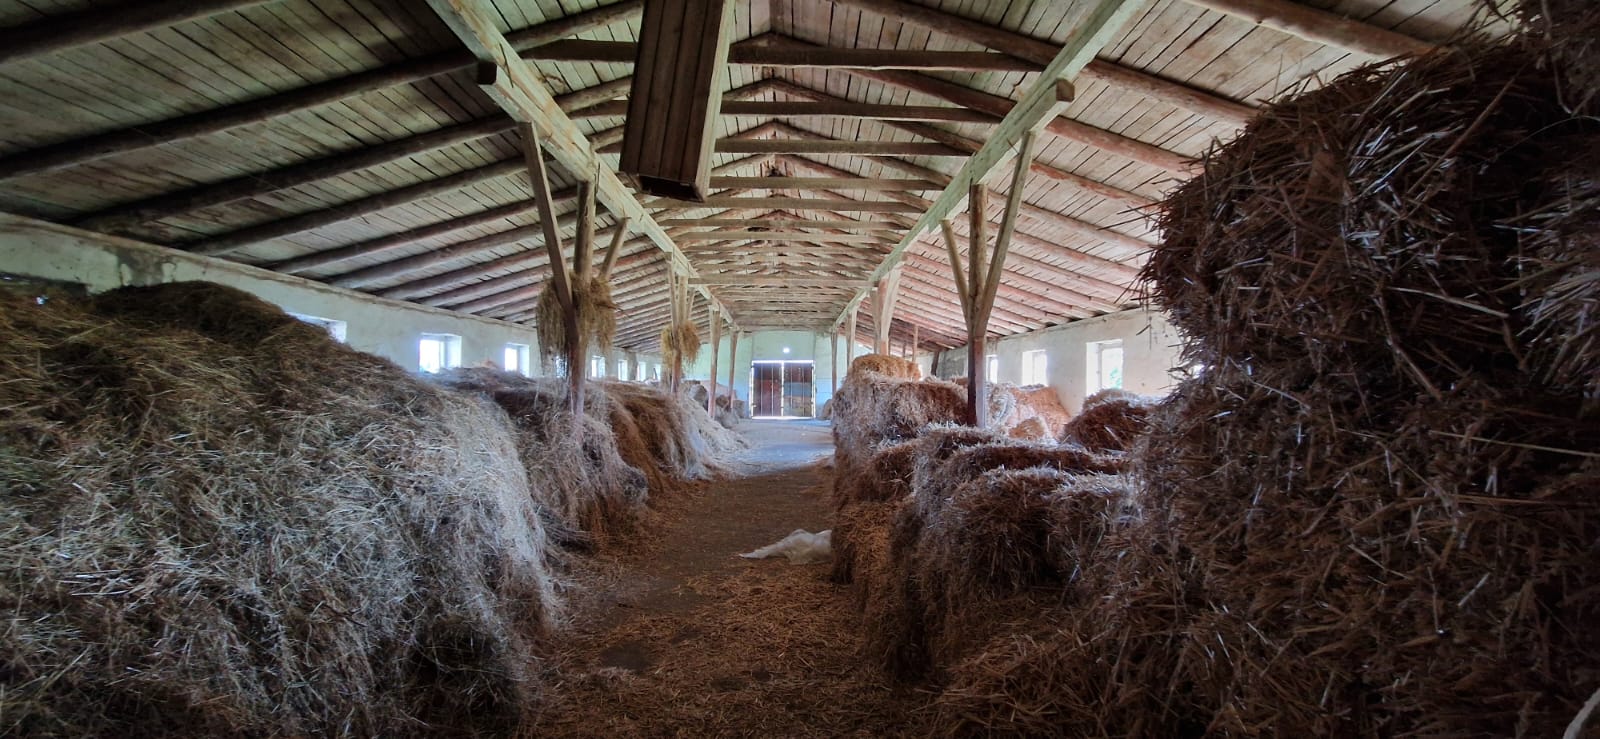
[1021,349,1048,385]
[419,333,462,373]
[503,343,530,376]
[1087,340,1124,392]
[986,353,998,380]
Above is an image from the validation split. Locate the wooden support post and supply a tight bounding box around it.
[599,217,631,279]
[521,123,584,433]
[727,330,740,417]
[830,331,839,396]
[620,0,736,199]
[707,315,722,415]
[845,307,858,369]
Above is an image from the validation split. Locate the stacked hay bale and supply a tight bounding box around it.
[928,33,1600,737]
[828,354,965,508]
[949,377,1074,440]
[432,368,650,551]
[1130,35,1600,735]
[1059,388,1158,452]
[0,283,557,736]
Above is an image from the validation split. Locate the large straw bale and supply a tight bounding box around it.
[0,283,557,736]
[1013,385,1072,437]
[832,438,919,509]
[432,369,648,550]
[1520,0,1600,112]
[829,375,966,482]
[1059,389,1159,454]
[848,353,921,380]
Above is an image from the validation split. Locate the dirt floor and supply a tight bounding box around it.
[532,419,922,738]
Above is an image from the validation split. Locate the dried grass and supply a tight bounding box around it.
[1059,391,1159,454]
[533,277,618,371]
[831,439,919,509]
[849,353,921,380]
[659,320,701,370]
[829,375,966,487]
[431,369,647,551]
[1520,0,1600,113]
[0,283,556,736]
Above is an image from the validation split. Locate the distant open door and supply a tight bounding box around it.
[751,360,815,418]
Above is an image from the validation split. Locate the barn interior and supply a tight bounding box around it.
[1,0,1597,736]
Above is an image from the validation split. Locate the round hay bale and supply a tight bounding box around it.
[1,284,557,736]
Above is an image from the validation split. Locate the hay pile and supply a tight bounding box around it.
[600,380,743,487]
[827,366,965,507]
[849,353,922,380]
[1059,388,1158,453]
[659,320,701,371]
[432,368,649,550]
[931,32,1600,737]
[683,380,747,429]
[0,283,557,736]
[948,377,1074,439]
[534,276,618,371]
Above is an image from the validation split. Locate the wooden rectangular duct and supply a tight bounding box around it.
[619,0,735,201]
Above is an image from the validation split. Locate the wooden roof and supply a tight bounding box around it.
[0,0,1494,352]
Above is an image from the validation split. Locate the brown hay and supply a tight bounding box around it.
[1520,0,1600,113]
[432,368,648,551]
[1119,34,1600,736]
[831,439,919,510]
[599,380,743,487]
[847,353,921,381]
[659,320,702,370]
[0,283,556,736]
[1013,385,1072,438]
[1059,392,1158,453]
[1006,416,1051,441]
[534,277,618,371]
[828,375,966,485]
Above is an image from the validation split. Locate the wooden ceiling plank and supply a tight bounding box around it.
[1181,0,1435,58]
[0,1,640,181]
[827,0,1258,125]
[0,0,276,66]
[426,0,740,331]
[828,0,1142,331]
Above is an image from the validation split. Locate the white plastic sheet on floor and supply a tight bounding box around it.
[740,529,832,564]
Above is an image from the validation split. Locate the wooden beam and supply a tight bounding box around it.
[1181,0,1434,58]
[187,158,524,257]
[619,0,735,200]
[707,314,722,413]
[676,230,889,242]
[712,138,965,157]
[578,99,995,123]
[663,216,901,231]
[690,275,868,287]
[830,0,1140,332]
[76,116,515,233]
[824,1,1256,126]
[599,217,631,279]
[526,38,1038,71]
[0,0,273,66]
[726,330,740,412]
[270,199,540,275]
[0,2,640,181]
[427,0,739,334]
[647,196,921,212]
[708,176,941,191]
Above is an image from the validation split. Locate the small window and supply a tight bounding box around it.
[616,358,629,381]
[419,333,462,374]
[589,355,606,379]
[1021,349,1048,385]
[1087,339,1124,393]
[289,312,347,343]
[986,353,998,380]
[503,343,531,376]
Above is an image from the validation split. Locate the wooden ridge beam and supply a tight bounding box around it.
[763,37,1196,176]
[1181,0,1434,58]
[426,0,740,333]
[601,137,964,157]
[676,230,890,242]
[709,176,941,191]
[645,196,922,213]
[0,0,274,66]
[830,0,1141,331]
[690,275,869,287]
[578,98,995,123]
[778,155,1144,284]
[526,37,1038,71]
[0,2,640,181]
[661,216,901,231]
[823,0,1257,126]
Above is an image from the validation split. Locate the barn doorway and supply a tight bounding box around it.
[750,360,815,418]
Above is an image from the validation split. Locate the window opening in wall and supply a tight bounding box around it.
[419,333,461,373]
[617,358,629,380]
[1021,349,1048,386]
[503,343,530,376]
[589,355,606,378]
[289,312,347,343]
[653,363,663,381]
[986,353,998,380]
[1087,339,1124,392]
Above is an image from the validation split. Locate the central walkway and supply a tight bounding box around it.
[533,420,917,738]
